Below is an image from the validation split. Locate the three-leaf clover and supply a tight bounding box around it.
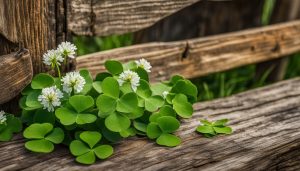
[196,119,233,137]
[70,131,114,165]
[146,115,181,147]
[55,95,97,126]
[23,123,64,153]
[0,114,22,141]
[136,80,164,112]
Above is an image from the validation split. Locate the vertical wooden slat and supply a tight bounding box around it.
[0,0,70,112]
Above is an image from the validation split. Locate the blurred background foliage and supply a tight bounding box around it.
[73,0,300,102]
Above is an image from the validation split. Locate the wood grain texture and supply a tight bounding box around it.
[76,20,300,81]
[1,78,300,170]
[68,0,201,36]
[0,49,32,104]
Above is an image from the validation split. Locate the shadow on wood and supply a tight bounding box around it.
[0,49,32,104]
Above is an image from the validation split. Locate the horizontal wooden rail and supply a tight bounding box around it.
[0,49,32,104]
[68,0,201,36]
[76,20,300,81]
[1,78,300,170]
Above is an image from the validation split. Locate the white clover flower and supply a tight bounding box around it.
[162,91,169,99]
[118,70,140,92]
[38,86,63,112]
[57,41,77,59]
[0,111,7,124]
[135,58,152,73]
[61,71,86,94]
[43,49,64,66]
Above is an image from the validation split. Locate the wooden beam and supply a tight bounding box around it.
[76,20,300,81]
[0,49,32,104]
[68,0,201,36]
[1,78,300,170]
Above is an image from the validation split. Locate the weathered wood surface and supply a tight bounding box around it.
[134,0,264,43]
[0,49,32,104]
[68,0,202,36]
[1,78,300,170]
[76,20,300,81]
[256,0,300,82]
[0,0,71,112]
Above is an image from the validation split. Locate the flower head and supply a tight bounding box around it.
[135,58,152,73]
[118,70,140,92]
[0,111,7,124]
[38,86,63,112]
[57,41,77,59]
[61,71,86,94]
[43,49,64,66]
[162,91,169,99]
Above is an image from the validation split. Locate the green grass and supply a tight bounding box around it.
[73,0,300,102]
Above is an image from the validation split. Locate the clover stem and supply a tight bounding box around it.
[55,62,61,79]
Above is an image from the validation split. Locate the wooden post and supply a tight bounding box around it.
[255,0,300,82]
[0,0,71,113]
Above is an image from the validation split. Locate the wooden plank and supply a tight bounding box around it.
[76,20,300,82]
[68,0,201,36]
[0,49,32,104]
[0,0,71,113]
[1,78,300,170]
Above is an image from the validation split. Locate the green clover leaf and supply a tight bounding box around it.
[92,81,102,94]
[23,123,64,153]
[0,114,22,141]
[156,133,181,147]
[196,119,233,137]
[70,131,113,165]
[136,80,164,112]
[55,95,97,125]
[79,69,93,95]
[95,72,112,81]
[172,94,193,118]
[157,116,180,133]
[102,77,120,98]
[26,90,42,108]
[149,105,176,122]
[171,80,198,103]
[31,73,55,89]
[105,112,130,132]
[105,60,123,75]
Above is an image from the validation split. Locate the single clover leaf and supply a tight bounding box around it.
[102,77,120,98]
[79,69,93,95]
[157,116,180,133]
[23,123,64,153]
[171,80,198,103]
[156,133,181,147]
[0,114,22,141]
[196,119,233,137]
[149,105,176,122]
[172,94,193,118]
[70,131,113,165]
[92,81,102,94]
[105,112,131,132]
[26,90,42,108]
[105,60,123,75]
[55,95,97,125]
[31,73,55,89]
